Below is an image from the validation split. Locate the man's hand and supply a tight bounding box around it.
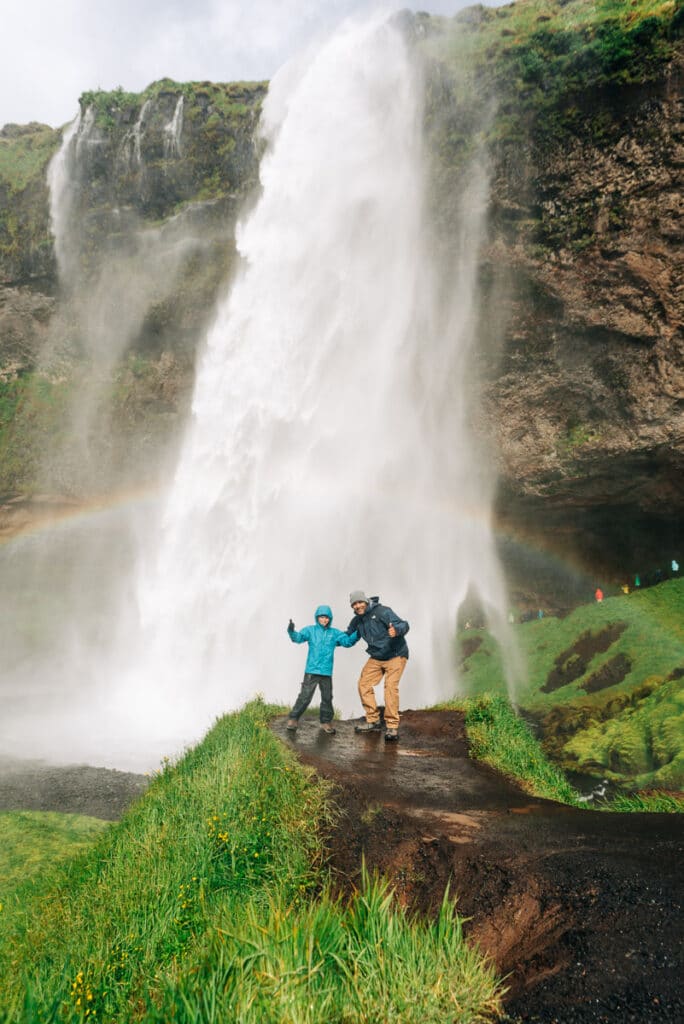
[388,623,397,638]
[288,619,295,633]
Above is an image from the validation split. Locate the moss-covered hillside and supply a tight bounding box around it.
[0,122,60,283]
[459,578,684,789]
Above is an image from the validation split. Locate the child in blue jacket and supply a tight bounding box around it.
[286,604,357,734]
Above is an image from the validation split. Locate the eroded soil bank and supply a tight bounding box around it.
[273,710,684,1024]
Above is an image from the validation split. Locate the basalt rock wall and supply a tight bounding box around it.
[485,56,683,579]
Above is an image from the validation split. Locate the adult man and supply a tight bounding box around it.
[346,590,409,742]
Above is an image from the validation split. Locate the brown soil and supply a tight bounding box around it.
[541,623,628,693]
[273,710,684,1023]
[581,653,633,694]
[461,635,484,664]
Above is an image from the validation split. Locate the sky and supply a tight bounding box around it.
[1,0,508,128]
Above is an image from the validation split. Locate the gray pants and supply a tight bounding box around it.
[290,673,333,723]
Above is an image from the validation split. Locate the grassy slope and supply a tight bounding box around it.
[0,701,502,1023]
[460,579,684,788]
[0,124,60,280]
[0,811,108,901]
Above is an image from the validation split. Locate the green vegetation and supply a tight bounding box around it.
[459,579,684,790]
[0,124,60,194]
[439,693,580,805]
[609,790,684,813]
[0,701,503,1022]
[0,812,108,898]
[0,374,73,495]
[423,0,683,147]
[0,123,60,279]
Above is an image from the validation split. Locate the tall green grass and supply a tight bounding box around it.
[0,701,503,1023]
[148,870,502,1024]
[608,792,684,813]
[440,694,580,806]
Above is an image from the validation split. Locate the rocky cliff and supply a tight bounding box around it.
[0,0,682,584]
[421,0,683,586]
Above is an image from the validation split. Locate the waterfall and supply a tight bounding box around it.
[118,99,151,170]
[164,96,184,158]
[121,12,514,748]
[47,109,86,287]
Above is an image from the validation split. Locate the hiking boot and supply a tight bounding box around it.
[384,729,399,742]
[285,719,298,731]
[355,721,382,734]
[320,723,337,735]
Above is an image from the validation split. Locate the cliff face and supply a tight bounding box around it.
[420,0,684,583]
[488,58,683,577]
[0,2,681,580]
[0,81,265,496]
[0,80,265,375]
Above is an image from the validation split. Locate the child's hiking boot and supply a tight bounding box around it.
[384,729,399,742]
[320,723,337,735]
[355,720,382,734]
[286,719,298,731]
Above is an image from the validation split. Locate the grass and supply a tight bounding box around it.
[458,579,684,791]
[0,375,74,495]
[460,578,684,709]
[608,791,684,813]
[0,125,60,194]
[422,0,683,146]
[439,693,580,805]
[0,700,503,1023]
[0,811,108,902]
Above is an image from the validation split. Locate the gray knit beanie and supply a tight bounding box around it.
[349,590,368,605]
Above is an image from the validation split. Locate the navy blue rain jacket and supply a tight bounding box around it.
[288,604,358,676]
[346,596,409,661]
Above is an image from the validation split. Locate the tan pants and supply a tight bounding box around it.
[358,656,407,731]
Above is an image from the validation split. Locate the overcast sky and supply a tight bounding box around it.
[1,0,508,128]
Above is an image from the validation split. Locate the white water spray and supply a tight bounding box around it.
[164,96,184,158]
[121,14,514,749]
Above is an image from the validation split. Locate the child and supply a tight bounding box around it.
[286,604,357,734]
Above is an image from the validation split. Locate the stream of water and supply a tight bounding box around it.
[1,13,513,769]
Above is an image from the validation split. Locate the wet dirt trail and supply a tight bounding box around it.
[272,710,684,1023]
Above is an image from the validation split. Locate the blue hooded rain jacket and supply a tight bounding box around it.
[288,604,358,676]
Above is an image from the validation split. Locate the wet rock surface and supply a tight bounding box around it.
[272,709,684,1023]
[0,757,148,820]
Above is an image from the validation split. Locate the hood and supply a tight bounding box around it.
[315,604,333,626]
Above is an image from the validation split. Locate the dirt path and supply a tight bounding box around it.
[273,710,684,1024]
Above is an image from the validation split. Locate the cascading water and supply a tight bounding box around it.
[118,12,515,752]
[164,96,184,159]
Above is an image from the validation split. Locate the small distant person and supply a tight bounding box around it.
[594,587,604,602]
[672,559,679,574]
[346,590,409,742]
[621,583,630,595]
[285,604,357,734]
[537,609,544,620]
[635,574,641,588]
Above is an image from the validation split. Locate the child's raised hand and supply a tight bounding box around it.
[288,619,295,633]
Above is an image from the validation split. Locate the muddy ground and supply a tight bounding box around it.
[0,756,148,820]
[274,710,684,1024]
[1,711,681,1022]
